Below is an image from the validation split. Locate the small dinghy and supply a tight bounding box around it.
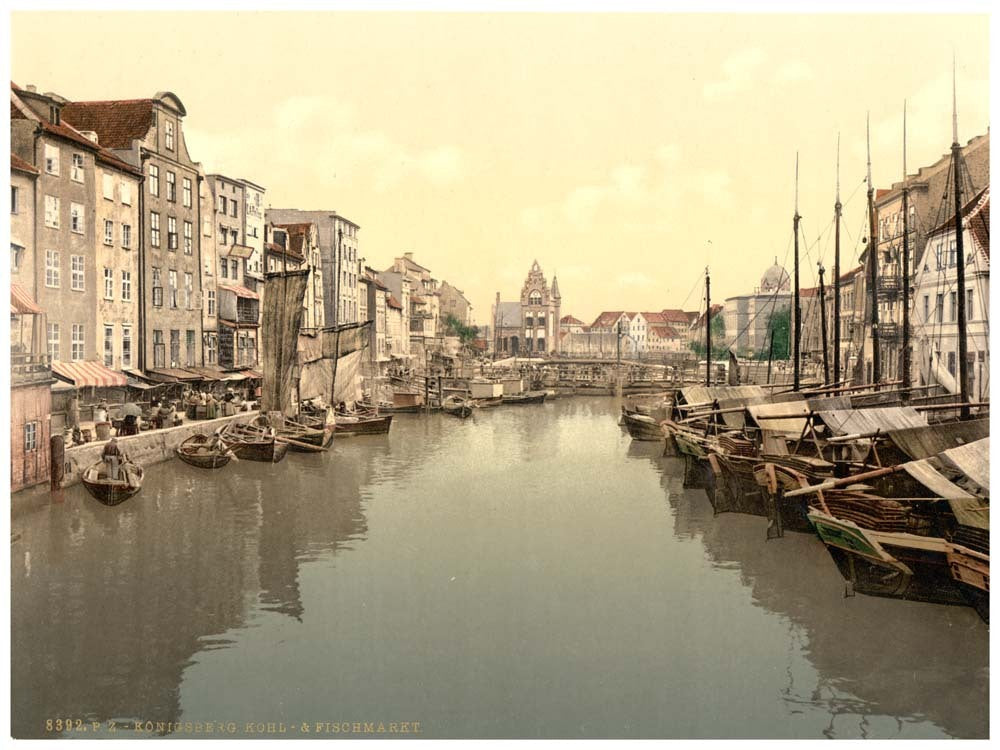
[82,459,144,506]
[442,395,473,419]
[176,433,235,469]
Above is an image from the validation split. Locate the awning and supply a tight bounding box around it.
[225,244,254,260]
[814,407,927,436]
[241,369,263,379]
[144,367,202,382]
[218,283,259,300]
[185,366,227,381]
[11,283,42,314]
[745,400,811,437]
[51,360,127,388]
[884,419,991,461]
[938,437,990,496]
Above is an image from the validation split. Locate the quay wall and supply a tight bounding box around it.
[56,412,260,490]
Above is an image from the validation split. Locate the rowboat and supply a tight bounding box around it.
[221,420,289,462]
[176,433,234,469]
[334,413,393,435]
[472,396,502,408]
[502,390,547,405]
[621,412,665,441]
[82,459,144,506]
[276,415,334,451]
[442,395,473,419]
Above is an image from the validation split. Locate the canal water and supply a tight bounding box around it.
[10,397,988,739]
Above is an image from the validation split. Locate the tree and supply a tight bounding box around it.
[444,313,479,344]
[761,307,790,360]
[687,313,727,360]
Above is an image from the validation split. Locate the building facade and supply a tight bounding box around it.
[722,261,791,357]
[492,261,561,355]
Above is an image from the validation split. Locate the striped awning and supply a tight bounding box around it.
[218,283,259,300]
[51,360,127,388]
[11,283,42,315]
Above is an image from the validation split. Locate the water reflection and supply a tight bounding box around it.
[10,397,987,739]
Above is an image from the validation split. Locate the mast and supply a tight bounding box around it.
[833,133,842,385]
[793,152,801,392]
[951,59,970,419]
[705,267,711,386]
[818,262,829,385]
[901,101,911,400]
[867,113,880,387]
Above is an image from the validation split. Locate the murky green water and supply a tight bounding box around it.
[10,397,988,738]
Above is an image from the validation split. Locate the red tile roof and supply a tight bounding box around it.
[273,222,313,234]
[60,99,155,150]
[642,311,667,324]
[10,154,39,175]
[560,314,584,324]
[660,309,698,324]
[590,311,626,329]
[387,295,403,310]
[649,324,680,339]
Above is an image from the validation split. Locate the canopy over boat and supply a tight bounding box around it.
[883,418,991,461]
[812,406,927,437]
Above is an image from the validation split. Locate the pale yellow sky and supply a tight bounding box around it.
[12,12,990,325]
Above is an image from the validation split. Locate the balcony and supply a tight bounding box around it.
[877,275,901,300]
[876,321,900,341]
[11,351,52,387]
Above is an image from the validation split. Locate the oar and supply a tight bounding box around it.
[275,435,327,452]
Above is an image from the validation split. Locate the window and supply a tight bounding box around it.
[218,196,227,214]
[948,240,957,267]
[936,293,944,323]
[950,291,957,322]
[186,330,195,367]
[923,295,929,322]
[24,422,38,452]
[120,180,132,205]
[206,333,217,364]
[153,330,165,367]
[47,323,60,361]
[230,229,238,245]
[103,173,115,200]
[152,267,163,307]
[122,270,132,301]
[183,221,193,254]
[104,267,114,299]
[104,219,114,245]
[208,289,216,316]
[168,216,178,250]
[45,249,60,287]
[121,325,132,368]
[184,272,193,309]
[122,223,132,249]
[71,153,84,182]
[11,243,22,272]
[150,211,161,247]
[149,163,160,196]
[967,289,974,321]
[168,269,178,308]
[44,195,60,228]
[230,259,238,279]
[231,200,238,218]
[165,120,174,151]
[70,203,84,233]
[218,224,228,245]
[170,330,180,367]
[71,324,84,361]
[11,185,19,214]
[166,171,176,202]
[104,325,114,367]
[44,144,60,175]
[182,177,192,207]
[220,257,228,278]
[71,255,85,291]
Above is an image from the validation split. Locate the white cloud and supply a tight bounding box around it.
[773,60,814,85]
[185,95,465,196]
[703,48,766,100]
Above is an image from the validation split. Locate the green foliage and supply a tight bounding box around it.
[444,314,479,343]
[760,307,790,360]
[687,313,727,360]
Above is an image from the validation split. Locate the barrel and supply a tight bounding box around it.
[95,421,112,441]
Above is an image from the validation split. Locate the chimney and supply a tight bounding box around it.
[25,84,36,93]
[404,252,413,260]
[81,131,99,144]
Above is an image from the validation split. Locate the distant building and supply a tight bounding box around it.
[560,315,585,334]
[438,280,474,328]
[722,259,791,357]
[491,261,561,355]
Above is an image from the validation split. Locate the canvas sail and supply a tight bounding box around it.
[260,269,310,414]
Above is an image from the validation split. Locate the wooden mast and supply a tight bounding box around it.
[704,267,711,386]
[901,101,911,400]
[867,113,880,387]
[951,58,971,419]
[833,133,842,385]
[793,152,801,391]
[818,261,829,385]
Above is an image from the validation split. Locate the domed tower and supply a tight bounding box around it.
[760,257,791,293]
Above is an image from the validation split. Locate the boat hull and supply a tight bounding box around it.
[176,435,232,469]
[335,415,393,435]
[82,462,144,506]
[622,413,665,441]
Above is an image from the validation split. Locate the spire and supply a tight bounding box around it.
[551,272,560,299]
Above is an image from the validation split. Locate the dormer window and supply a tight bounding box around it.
[49,105,60,125]
[165,120,174,151]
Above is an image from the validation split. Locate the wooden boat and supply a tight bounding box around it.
[221,420,289,462]
[334,413,393,435]
[276,415,334,451]
[82,459,144,506]
[472,396,502,408]
[502,390,547,405]
[176,433,233,469]
[358,400,423,414]
[442,395,473,419]
[622,412,665,442]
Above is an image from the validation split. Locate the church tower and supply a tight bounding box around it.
[519,260,559,354]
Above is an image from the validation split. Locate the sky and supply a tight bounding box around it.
[11,11,990,326]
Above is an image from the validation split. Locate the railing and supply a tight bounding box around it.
[11,351,52,386]
[877,275,901,299]
[236,299,259,324]
[877,321,900,340]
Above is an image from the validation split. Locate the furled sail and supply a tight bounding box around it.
[260,269,310,414]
